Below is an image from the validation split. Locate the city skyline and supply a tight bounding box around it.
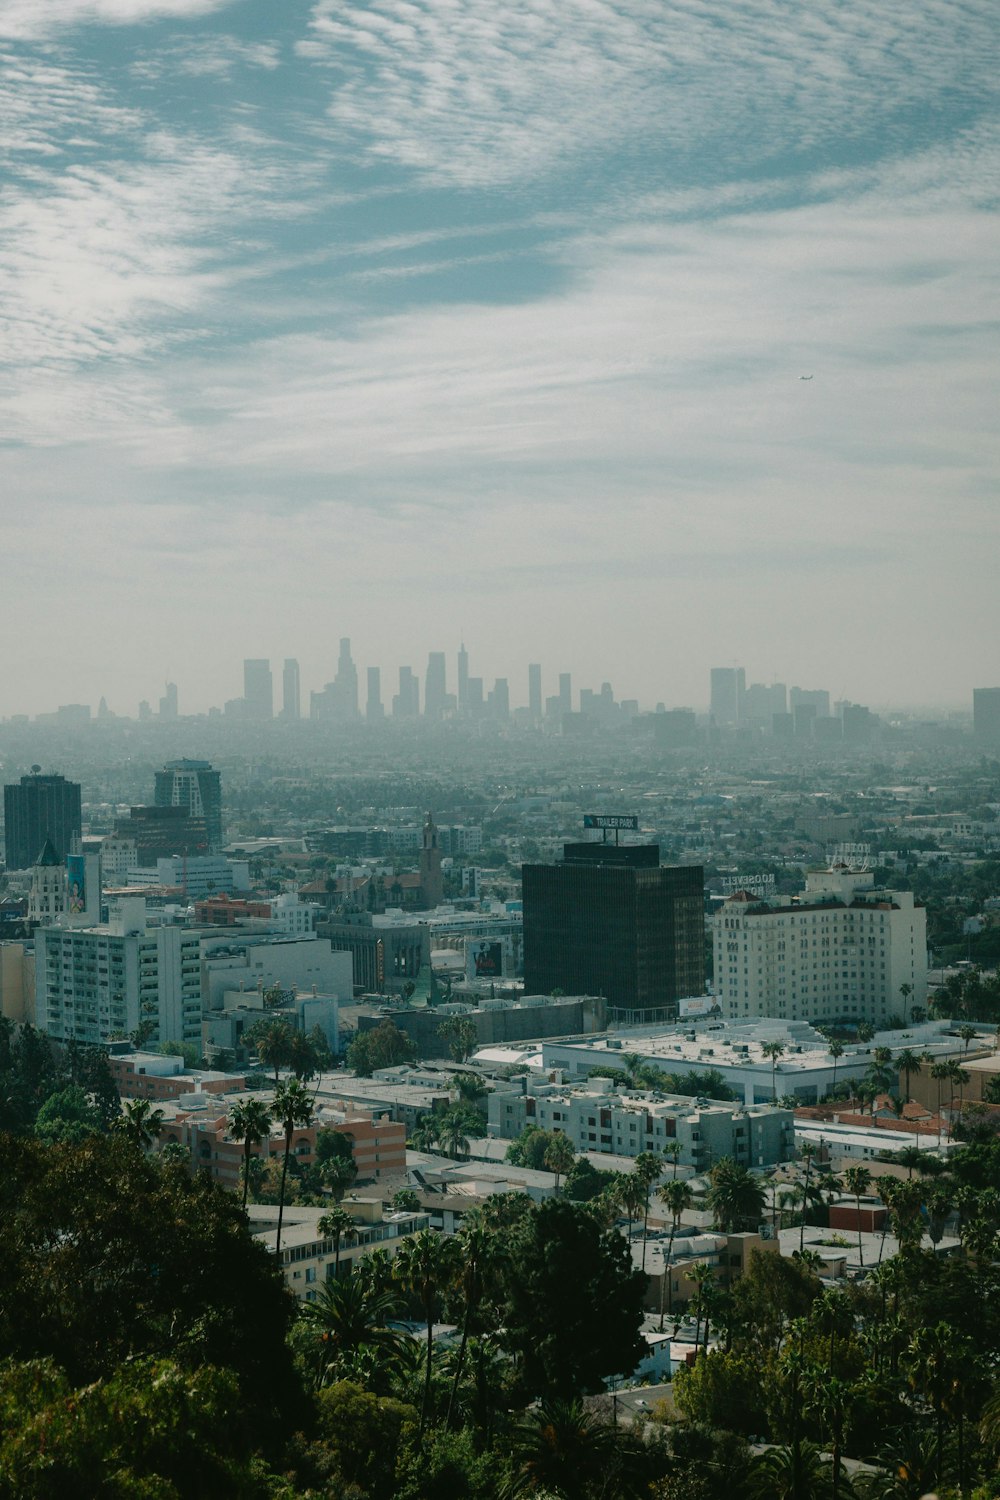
[1,2,997,714]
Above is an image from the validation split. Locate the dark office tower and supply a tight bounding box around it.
[159,682,178,719]
[790,686,830,718]
[466,677,484,712]
[425,652,447,720]
[558,673,572,713]
[522,844,704,1017]
[243,659,273,720]
[366,666,384,722]
[3,771,82,871]
[491,678,510,720]
[282,659,301,721]
[154,759,223,851]
[393,666,419,718]
[528,663,542,721]
[973,688,1000,741]
[709,667,745,726]
[331,637,359,719]
[457,642,469,713]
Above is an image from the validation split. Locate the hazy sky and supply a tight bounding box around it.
[2,0,997,717]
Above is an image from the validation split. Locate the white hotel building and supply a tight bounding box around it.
[712,867,927,1028]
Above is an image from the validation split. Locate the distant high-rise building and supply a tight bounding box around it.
[790,686,830,718]
[973,688,1000,741]
[159,682,178,719]
[393,667,420,718]
[528,663,542,721]
[558,673,572,714]
[366,666,384,722]
[333,638,359,719]
[522,843,705,1016]
[3,771,82,871]
[710,667,745,726]
[154,759,223,852]
[425,652,447,720]
[466,677,484,712]
[490,678,510,720]
[243,659,273,720]
[457,643,469,713]
[282,659,301,721]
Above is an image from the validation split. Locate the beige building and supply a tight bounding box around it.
[0,941,34,1023]
[713,867,927,1027]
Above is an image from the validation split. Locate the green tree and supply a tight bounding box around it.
[708,1157,766,1232]
[272,1077,315,1257]
[673,1346,771,1435]
[657,1178,694,1329]
[502,1198,646,1399]
[346,1020,417,1077]
[318,1206,357,1277]
[301,1277,407,1390]
[633,1150,662,1273]
[843,1164,872,1268]
[393,1228,462,1437]
[34,1085,102,1145]
[502,1397,645,1499]
[245,1015,295,1085]
[436,1015,479,1064]
[116,1096,165,1151]
[543,1132,575,1192]
[229,1096,273,1211]
[438,1108,473,1162]
[445,1220,493,1431]
[827,1038,845,1098]
[895,1048,922,1102]
[762,1040,786,1102]
[393,1188,422,1212]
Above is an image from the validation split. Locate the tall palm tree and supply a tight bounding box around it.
[502,1398,630,1500]
[632,1150,662,1273]
[799,1140,817,1254]
[657,1178,693,1330]
[318,1205,357,1277]
[689,1259,715,1353]
[393,1228,462,1437]
[895,1048,922,1103]
[750,1439,835,1500]
[898,982,913,1026]
[438,1111,471,1162]
[930,1060,953,1140]
[948,1060,970,1134]
[958,1022,978,1057]
[662,1140,682,1178]
[761,1040,785,1102]
[827,1038,845,1099]
[118,1097,164,1151]
[543,1132,575,1192]
[802,1372,855,1500]
[616,1173,646,1243]
[843,1164,872,1268]
[445,1220,493,1430]
[272,1077,314,1258]
[229,1097,273,1211]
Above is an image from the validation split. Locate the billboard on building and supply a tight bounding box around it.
[678,995,722,1019]
[468,940,503,980]
[583,814,638,831]
[66,854,86,914]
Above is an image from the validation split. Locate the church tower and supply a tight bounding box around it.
[419,812,443,910]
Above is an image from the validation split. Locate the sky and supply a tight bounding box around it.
[1,0,998,717]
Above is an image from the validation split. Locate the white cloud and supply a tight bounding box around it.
[0,0,237,40]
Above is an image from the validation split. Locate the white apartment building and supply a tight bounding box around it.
[35,897,202,1048]
[712,867,927,1027]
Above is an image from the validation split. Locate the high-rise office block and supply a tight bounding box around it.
[243,659,273,720]
[490,678,510,720]
[3,771,82,871]
[282,659,301,720]
[333,638,359,719]
[710,667,745,726]
[528,663,542,721]
[425,652,447,720]
[393,666,420,718]
[159,682,178,719]
[790,686,830,718]
[154,759,223,852]
[457,643,469,713]
[522,843,704,1016]
[558,673,572,714]
[466,677,484,712]
[366,666,384,722]
[974,688,1000,741]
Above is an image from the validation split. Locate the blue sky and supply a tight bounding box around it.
[1,0,997,715]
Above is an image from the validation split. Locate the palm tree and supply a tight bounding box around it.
[502,1398,630,1500]
[843,1164,872,1268]
[445,1220,492,1430]
[689,1259,715,1353]
[409,1113,441,1153]
[318,1206,356,1276]
[750,1439,836,1500]
[799,1140,817,1254]
[118,1097,164,1151]
[543,1132,575,1192]
[707,1156,766,1232]
[229,1097,273,1211]
[802,1369,855,1499]
[438,1111,471,1162]
[948,1059,970,1133]
[657,1178,693,1330]
[895,1048,922,1103]
[893,1144,924,1180]
[898,982,913,1026]
[662,1140,682,1178]
[761,1040,786,1102]
[301,1275,406,1388]
[272,1078,314,1258]
[632,1150,662,1273]
[958,1022,978,1057]
[827,1038,845,1099]
[393,1228,461,1437]
[616,1172,646,1243]
[930,1060,952,1138]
